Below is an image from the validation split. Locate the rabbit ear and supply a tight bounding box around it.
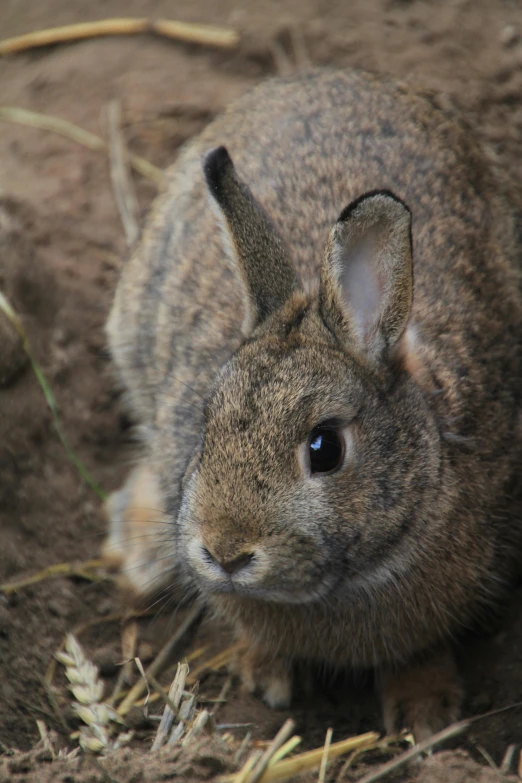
[203,146,298,331]
[319,190,413,363]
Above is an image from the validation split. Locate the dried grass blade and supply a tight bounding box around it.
[187,642,241,684]
[149,673,181,717]
[36,720,56,758]
[254,731,379,783]
[318,727,333,783]
[247,719,296,783]
[106,100,139,245]
[0,558,106,594]
[168,686,197,744]
[133,657,151,713]
[182,708,210,745]
[0,289,105,499]
[500,744,516,774]
[0,106,163,185]
[151,662,188,751]
[117,603,204,717]
[234,750,263,783]
[268,736,302,767]
[354,721,470,783]
[234,732,252,765]
[210,676,232,718]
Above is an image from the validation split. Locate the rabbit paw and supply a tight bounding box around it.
[102,464,175,600]
[380,648,463,742]
[231,637,292,709]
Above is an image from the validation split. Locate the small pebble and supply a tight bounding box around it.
[48,598,70,618]
[93,644,120,676]
[500,25,519,48]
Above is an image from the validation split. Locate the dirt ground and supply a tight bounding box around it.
[3,1,522,781]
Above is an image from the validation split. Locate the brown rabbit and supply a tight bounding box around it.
[104,69,522,740]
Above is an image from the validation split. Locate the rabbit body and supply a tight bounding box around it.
[106,70,522,737]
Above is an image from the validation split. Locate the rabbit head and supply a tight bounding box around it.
[177,146,443,607]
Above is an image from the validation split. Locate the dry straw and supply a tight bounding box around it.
[105,99,140,246]
[0,558,105,594]
[0,17,239,57]
[0,106,164,185]
[223,728,379,783]
[318,727,333,783]
[117,604,204,717]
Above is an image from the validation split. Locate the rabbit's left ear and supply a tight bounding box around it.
[319,191,413,363]
[203,146,298,333]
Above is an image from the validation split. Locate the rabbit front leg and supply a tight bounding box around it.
[379,647,463,741]
[230,633,293,709]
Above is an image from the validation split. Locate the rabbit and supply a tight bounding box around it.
[104,68,522,740]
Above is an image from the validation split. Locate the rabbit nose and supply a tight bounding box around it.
[203,547,254,576]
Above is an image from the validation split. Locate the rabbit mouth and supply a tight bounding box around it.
[185,536,337,604]
[198,578,338,605]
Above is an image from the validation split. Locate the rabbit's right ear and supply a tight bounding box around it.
[203,146,298,332]
[319,191,413,364]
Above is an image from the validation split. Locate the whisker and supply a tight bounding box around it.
[118,554,178,577]
[154,396,205,415]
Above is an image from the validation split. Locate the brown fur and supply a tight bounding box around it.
[105,69,522,737]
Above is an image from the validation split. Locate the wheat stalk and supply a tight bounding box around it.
[56,634,132,753]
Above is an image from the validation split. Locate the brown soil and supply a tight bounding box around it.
[2,1,522,781]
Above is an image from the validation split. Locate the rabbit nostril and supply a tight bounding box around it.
[202,547,254,576]
[221,552,254,575]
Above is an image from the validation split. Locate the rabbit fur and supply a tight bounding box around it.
[104,69,522,739]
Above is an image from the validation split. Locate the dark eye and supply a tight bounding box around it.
[309,428,345,475]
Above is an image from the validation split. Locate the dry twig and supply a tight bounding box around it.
[0,18,239,56]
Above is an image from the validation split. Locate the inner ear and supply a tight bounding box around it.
[320,190,413,363]
[339,235,383,340]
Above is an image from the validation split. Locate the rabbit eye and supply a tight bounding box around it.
[309,427,345,475]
